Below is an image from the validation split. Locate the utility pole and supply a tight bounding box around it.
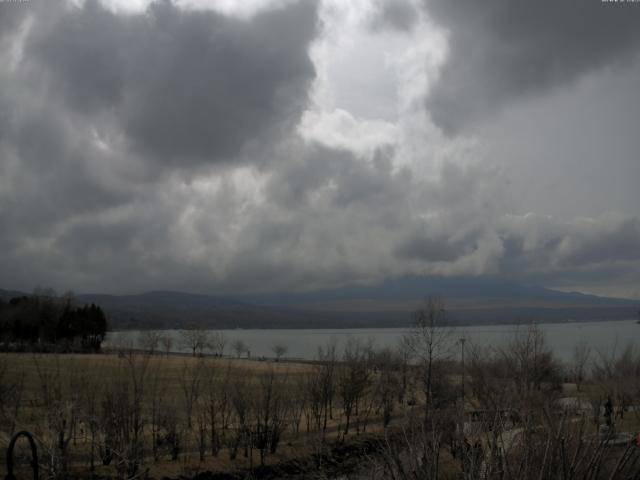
[460,337,466,407]
[458,336,467,474]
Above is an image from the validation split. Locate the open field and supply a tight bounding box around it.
[2,321,640,480]
[0,350,405,479]
[0,351,312,399]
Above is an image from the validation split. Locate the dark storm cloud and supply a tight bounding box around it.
[424,0,640,133]
[1,0,640,297]
[264,143,410,218]
[496,214,640,281]
[554,216,640,268]
[1,0,318,216]
[0,86,129,238]
[0,0,322,293]
[26,0,318,165]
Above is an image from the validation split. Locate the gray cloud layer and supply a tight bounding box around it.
[25,0,317,167]
[0,0,639,297]
[0,0,320,291]
[424,0,640,133]
[369,0,418,32]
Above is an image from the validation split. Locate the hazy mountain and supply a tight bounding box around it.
[1,276,637,330]
[238,275,635,309]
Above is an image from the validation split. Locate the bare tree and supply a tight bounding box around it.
[208,331,226,357]
[179,359,205,429]
[289,373,307,436]
[570,339,591,392]
[316,338,338,433]
[337,337,371,435]
[406,296,453,420]
[229,376,251,461]
[396,336,413,404]
[0,356,25,437]
[204,359,232,456]
[304,368,325,433]
[77,363,105,472]
[157,402,182,461]
[232,339,248,359]
[592,343,640,425]
[271,343,288,361]
[100,352,150,478]
[180,328,210,357]
[373,348,400,428]
[378,410,448,480]
[137,330,162,354]
[32,355,81,479]
[160,334,173,356]
[251,368,291,465]
[147,357,166,462]
[378,325,640,480]
[110,331,135,355]
[501,323,561,400]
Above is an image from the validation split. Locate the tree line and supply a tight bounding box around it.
[0,289,108,352]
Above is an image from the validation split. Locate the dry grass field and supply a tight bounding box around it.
[2,324,640,480]
[0,350,399,479]
[1,351,312,399]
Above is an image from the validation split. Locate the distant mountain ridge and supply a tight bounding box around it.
[1,276,637,330]
[238,275,634,308]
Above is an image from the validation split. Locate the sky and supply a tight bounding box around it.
[0,0,639,298]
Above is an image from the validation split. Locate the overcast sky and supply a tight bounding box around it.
[1,0,639,298]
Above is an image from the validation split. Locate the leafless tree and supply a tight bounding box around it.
[160,334,173,356]
[157,401,182,461]
[592,343,640,425]
[337,337,371,435]
[32,355,81,479]
[406,296,453,420]
[379,325,640,480]
[289,372,308,436]
[316,338,338,431]
[229,375,251,461]
[0,355,25,437]
[195,396,208,462]
[304,367,325,433]
[570,339,591,392]
[373,348,400,428]
[137,330,162,354]
[179,358,205,429]
[396,336,413,404]
[208,331,226,357]
[467,344,512,413]
[180,328,210,357]
[251,367,291,465]
[203,359,232,456]
[501,323,560,397]
[232,339,248,359]
[100,352,150,478]
[378,410,447,480]
[271,343,288,361]
[77,363,105,472]
[110,331,135,356]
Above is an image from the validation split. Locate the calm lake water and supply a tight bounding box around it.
[106,319,639,363]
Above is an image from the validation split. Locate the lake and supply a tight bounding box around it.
[105,319,640,363]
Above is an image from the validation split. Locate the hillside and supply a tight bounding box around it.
[2,276,637,330]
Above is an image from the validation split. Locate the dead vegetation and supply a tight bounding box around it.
[2,302,640,479]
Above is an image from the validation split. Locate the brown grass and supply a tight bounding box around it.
[0,351,384,479]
